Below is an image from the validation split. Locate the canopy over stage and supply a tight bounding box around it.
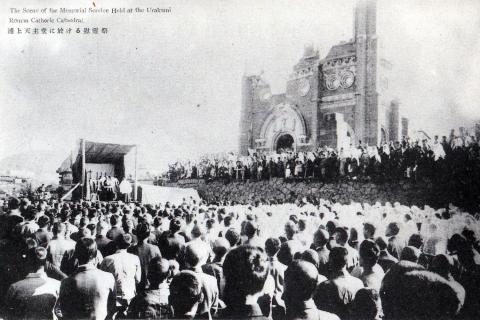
[58,139,138,201]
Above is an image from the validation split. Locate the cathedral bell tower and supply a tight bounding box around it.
[354,0,379,146]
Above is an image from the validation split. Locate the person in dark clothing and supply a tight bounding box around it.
[169,270,204,319]
[221,245,270,320]
[128,257,171,319]
[283,260,339,320]
[129,222,162,291]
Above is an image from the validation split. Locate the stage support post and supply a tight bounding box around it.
[81,139,86,200]
[134,145,138,202]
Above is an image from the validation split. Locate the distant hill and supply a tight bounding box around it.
[0,151,63,185]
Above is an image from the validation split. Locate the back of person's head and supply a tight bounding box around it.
[115,233,133,250]
[374,236,388,251]
[75,237,98,265]
[313,228,329,248]
[385,222,400,237]
[153,216,162,228]
[284,221,298,239]
[169,218,182,233]
[363,222,376,239]
[277,240,303,266]
[136,222,151,241]
[184,241,208,269]
[429,254,454,279]
[223,245,268,306]
[329,246,348,272]
[359,239,380,268]
[380,260,425,318]
[8,197,20,210]
[408,233,424,249]
[400,246,420,263]
[224,215,233,227]
[96,220,109,236]
[265,237,281,257]
[110,214,120,227]
[326,220,339,235]
[37,215,50,228]
[225,228,241,247]
[351,288,380,320]
[283,260,318,305]
[298,219,306,232]
[191,223,205,239]
[26,246,48,272]
[447,233,468,254]
[349,227,359,248]
[382,269,461,320]
[148,257,170,287]
[334,227,349,246]
[169,270,203,318]
[243,221,259,239]
[212,237,230,259]
[23,207,37,221]
[52,222,66,236]
[300,249,320,270]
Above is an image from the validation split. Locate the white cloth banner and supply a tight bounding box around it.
[139,184,200,205]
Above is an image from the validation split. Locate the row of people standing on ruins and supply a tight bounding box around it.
[167,134,480,184]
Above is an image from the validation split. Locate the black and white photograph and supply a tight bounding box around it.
[1,0,480,319]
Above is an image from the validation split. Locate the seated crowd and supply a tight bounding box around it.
[166,134,480,186]
[0,195,479,319]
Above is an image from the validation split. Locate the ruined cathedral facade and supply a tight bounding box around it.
[239,0,408,155]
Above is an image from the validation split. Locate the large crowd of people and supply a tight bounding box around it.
[0,194,479,319]
[166,134,480,186]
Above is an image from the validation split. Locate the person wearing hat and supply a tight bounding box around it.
[3,247,60,320]
[99,233,141,316]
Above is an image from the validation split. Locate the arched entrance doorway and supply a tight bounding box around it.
[276,134,294,152]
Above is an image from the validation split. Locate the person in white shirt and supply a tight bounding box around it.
[99,233,141,317]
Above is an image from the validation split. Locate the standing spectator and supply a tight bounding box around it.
[47,222,75,268]
[351,240,385,291]
[312,228,330,277]
[183,241,219,319]
[127,257,171,319]
[313,247,364,319]
[129,222,162,291]
[100,233,141,317]
[221,245,269,319]
[57,238,116,319]
[334,227,359,272]
[169,271,204,319]
[283,260,339,320]
[202,237,230,300]
[3,247,60,320]
[95,220,114,257]
[106,214,124,241]
[374,236,397,273]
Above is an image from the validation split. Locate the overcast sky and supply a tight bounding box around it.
[0,0,479,173]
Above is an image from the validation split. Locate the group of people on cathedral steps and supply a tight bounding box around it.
[168,134,480,186]
[1,194,479,319]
